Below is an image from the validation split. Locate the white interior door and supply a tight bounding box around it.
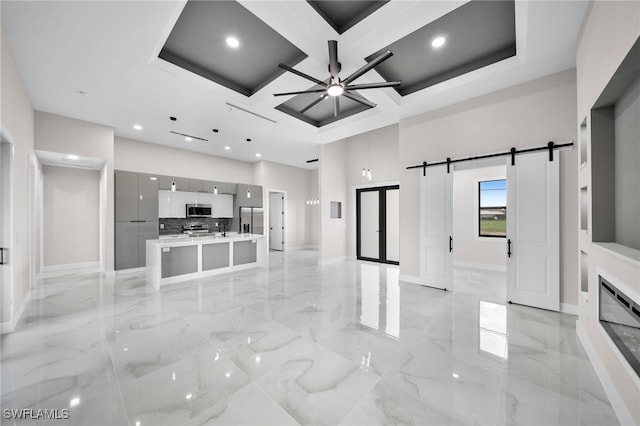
[359,191,380,259]
[506,151,559,311]
[421,165,453,290]
[1,139,13,326]
[269,192,284,251]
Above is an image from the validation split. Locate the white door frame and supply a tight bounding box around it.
[267,188,287,251]
[0,126,15,333]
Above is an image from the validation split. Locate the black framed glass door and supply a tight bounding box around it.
[356,185,399,265]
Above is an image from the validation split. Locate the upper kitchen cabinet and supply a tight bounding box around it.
[236,184,262,207]
[212,194,233,218]
[115,171,158,221]
[158,190,172,218]
[158,176,189,191]
[139,174,159,221]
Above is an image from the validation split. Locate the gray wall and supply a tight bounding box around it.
[43,165,100,267]
[614,75,640,250]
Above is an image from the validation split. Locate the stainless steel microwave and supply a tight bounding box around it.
[186,204,212,218]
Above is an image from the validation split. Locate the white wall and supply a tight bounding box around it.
[319,140,348,262]
[318,124,400,262]
[1,24,35,326]
[576,2,640,424]
[252,160,313,249]
[42,166,99,267]
[399,70,578,306]
[307,169,319,247]
[115,137,254,184]
[453,165,507,268]
[35,112,115,271]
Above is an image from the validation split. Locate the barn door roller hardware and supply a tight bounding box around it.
[406,141,573,172]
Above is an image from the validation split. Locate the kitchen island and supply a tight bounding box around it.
[146,233,265,289]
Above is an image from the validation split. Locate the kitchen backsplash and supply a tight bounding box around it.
[159,218,232,235]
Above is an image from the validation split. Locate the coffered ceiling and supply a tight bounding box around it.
[1,1,589,169]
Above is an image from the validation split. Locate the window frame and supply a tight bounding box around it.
[477,178,507,239]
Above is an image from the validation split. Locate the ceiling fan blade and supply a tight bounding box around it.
[342,91,376,109]
[328,40,340,83]
[345,81,402,90]
[278,63,326,86]
[273,88,327,97]
[300,94,327,114]
[342,50,393,85]
[333,96,339,117]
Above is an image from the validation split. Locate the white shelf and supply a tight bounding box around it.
[593,242,640,267]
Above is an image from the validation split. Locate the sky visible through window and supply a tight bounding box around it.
[479,179,507,207]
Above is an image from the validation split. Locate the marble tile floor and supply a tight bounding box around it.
[0,249,619,425]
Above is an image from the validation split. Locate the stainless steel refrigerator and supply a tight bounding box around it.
[239,207,264,235]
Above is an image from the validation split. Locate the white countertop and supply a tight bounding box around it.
[151,233,263,247]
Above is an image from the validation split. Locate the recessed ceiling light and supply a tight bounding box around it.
[185,137,192,142]
[133,124,142,131]
[246,138,251,142]
[226,36,240,48]
[432,36,446,48]
[67,154,79,160]
[256,153,262,157]
[224,146,231,150]
[212,129,219,133]
[149,177,157,181]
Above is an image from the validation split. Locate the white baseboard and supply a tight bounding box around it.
[318,256,348,266]
[40,261,101,276]
[288,245,318,251]
[1,289,30,334]
[399,274,422,285]
[560,302,578,315]
[453,260,507,272]
[576,320,635,426]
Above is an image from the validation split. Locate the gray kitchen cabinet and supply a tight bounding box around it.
[115,221,139,270]
[115,172,139,221]
[158,176,189,191]
[161,245,198,278]
[188,179,204,192]
[236,184,262,208]
[233,240,257,265]
[138,174,159,221]
[115,170,159,270]
[202,243,230,270]
[138,221,159,265]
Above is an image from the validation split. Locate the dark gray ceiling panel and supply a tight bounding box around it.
[307,1,389,34]
[159,1,307,97]
[276,88,371,127]
[367,0,516,96]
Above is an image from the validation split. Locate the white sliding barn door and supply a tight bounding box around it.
[421,165,453,290]
[506,151,559,311]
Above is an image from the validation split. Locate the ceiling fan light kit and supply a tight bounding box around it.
[274,40,401,117]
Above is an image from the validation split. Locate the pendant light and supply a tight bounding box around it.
[214,186,218,195]
[171,181,176,192]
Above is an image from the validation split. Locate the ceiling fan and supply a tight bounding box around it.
[274,40,401,117]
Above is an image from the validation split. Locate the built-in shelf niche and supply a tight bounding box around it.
[580,250,588,293]
[580,118,588,166]
[591,36,640,254]
[580,186,588,232]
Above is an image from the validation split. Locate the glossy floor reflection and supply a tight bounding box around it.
[1,250,619,425]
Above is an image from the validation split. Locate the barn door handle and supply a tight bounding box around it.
[449,236,453,253]
[0,248,7,265]
[507,239,512,258]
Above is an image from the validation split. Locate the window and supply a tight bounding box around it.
[479,179,506,237]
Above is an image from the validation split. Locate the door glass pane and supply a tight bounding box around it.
[360,191,379,259]
[386,189,400,262]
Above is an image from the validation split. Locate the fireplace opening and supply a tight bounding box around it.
[599,275,640,377]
